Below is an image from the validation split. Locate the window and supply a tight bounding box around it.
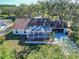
[39,32,43,36]
[34,32,38,36]
[24,31,26,33]
[15,30,18,33]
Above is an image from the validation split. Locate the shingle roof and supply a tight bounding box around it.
[13,18,67,30]
[13,19,31,29]
[28,18,51,26]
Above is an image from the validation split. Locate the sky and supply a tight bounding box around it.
[0,0,38,6]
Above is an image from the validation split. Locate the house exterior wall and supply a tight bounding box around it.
[13,29,51,39]
[13,29,26,35]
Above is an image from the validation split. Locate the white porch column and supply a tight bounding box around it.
[64,28,67,34]
[38,31,39,38]
[27,32,29,39]
[33,31,34,39]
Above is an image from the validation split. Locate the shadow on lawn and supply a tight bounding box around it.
[5,32,43,49]
[5,32,20,40]
[5,32,25,46]
[5,32,47,46]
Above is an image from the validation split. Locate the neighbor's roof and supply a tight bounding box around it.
[13,18,31,29]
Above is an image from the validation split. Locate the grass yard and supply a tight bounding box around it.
[0,32,25,52]
[0,40,24,52]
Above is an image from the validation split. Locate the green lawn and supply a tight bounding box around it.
[0,40,24,52]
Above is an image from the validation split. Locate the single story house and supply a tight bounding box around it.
[13,17,68,40]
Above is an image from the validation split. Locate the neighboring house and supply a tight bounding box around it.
[0,19,13,36]
[0,23,7,31]
[13,17,68,41]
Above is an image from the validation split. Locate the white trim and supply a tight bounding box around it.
[25,41,58,44]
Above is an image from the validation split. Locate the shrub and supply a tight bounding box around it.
[0,36,5,44]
